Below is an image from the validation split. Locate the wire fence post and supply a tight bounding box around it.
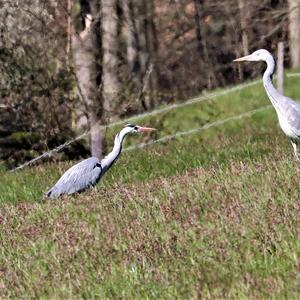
[277,42,284,94]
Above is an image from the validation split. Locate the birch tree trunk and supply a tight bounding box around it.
[101,0,120,122]
[72,1,103,158]
[288,0,300,68]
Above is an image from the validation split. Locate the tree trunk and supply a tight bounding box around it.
[288,0,300,68]
[72,1,103,158]
[193,0,216,89]
[122,0,158,110]
[144,0,159,109]
[122,0,140,75]
[238,0,249,56]
[134,0,148,82]
[66,0,72,62]
[122,0,146,110]
[101,0,120,122]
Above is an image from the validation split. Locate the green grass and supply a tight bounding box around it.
[1,74,300,298]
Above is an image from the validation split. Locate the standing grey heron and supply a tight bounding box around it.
[46,124,156,198]
[234,49,300,158]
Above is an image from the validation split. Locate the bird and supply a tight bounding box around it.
[234,49,300,159]
[46,124,156,198]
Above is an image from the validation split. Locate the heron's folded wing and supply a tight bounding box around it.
[284,98,300,136]
[49,157,102,196]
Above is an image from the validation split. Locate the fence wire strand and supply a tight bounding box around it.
[124,105,272,152]
[10,72,300,172]
[11,105,272,172]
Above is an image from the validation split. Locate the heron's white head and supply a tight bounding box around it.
[233,49,273,63]
[124,124,156,134]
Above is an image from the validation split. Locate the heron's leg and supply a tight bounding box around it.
[291,140,299,160]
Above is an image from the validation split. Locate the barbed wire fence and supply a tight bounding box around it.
[9,73,300,172]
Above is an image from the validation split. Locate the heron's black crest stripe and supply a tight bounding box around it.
[125,124,136,128]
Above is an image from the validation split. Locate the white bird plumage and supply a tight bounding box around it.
[46,124,156,198]
[234,49,300,158]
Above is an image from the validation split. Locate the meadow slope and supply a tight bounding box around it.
[1,75,300,298]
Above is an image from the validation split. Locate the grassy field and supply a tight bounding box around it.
[1,74,300,298]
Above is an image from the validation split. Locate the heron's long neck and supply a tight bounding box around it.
[262,55,282,112]
[100,129,129,172]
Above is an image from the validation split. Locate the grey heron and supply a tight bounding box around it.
[46,124,156,198]
[234,49,300,158]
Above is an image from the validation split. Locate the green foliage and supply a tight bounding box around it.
[9,132,40,146]
[1,77,300,298]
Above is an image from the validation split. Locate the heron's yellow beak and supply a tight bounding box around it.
[138,126,156,132]
[233,54,252,62]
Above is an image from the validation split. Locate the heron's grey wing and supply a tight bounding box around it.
[47,157,102,198]
[283,97,300,136]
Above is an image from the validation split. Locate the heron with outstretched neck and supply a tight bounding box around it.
[234,49,300,159]
[46,124,156,198]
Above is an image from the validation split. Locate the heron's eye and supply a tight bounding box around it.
[134,126,138,131]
